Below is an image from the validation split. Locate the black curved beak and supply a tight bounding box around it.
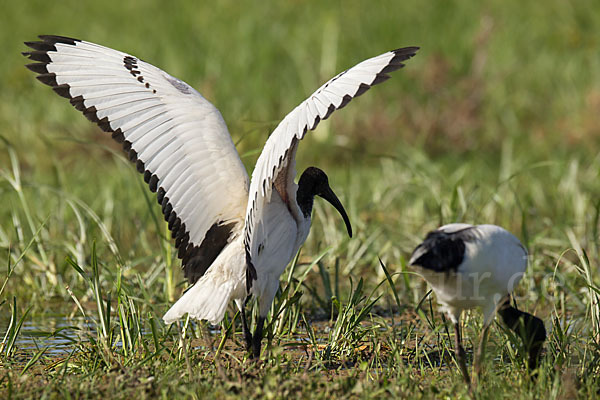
[319,186,353,238]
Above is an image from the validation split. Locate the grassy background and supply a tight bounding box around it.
[1,0,600,398]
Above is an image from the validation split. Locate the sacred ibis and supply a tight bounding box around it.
[24,35,418,358]
[409,224,545,384]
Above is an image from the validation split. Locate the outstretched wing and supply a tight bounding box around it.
[243,46,419,280]
[24,35,249,283]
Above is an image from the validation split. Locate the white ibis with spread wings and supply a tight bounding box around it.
[24,35,418,357]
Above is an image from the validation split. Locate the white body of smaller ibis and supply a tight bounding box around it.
[24,35,418,358]
[409,223,545,385]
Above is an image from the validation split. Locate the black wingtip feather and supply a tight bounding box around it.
[98,117,112,132]
[128,148,138,162]
[162,201,172,217]
[161,193,170,208]
[371,73,391,86]
[24,41,56,52]
[149,174,159,192]
[112,129,125,143]
[354,83,371,97]
[389,47,420,65]
[25,63,48,74]
[83,106,100,123]
[52,84,71,98]
[36,73,58,86]
[311,115,321,130]
[70,97,87,112]
[23,51,51,63]
[171,219,181,238]
[177,239,189,258]
[136,159,145,174]
[168,211,177,226]
[38,35,80,46]
[381,63,404,74]
[392,46,420,56]
[176,224,187,241]
[175,230,189,249]
[157,188,166,205]
[323,104,335,120]
[338,94,352,110]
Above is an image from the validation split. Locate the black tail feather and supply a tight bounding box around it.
[498,299,546,372]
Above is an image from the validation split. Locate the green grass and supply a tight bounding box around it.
[2,0,600,398]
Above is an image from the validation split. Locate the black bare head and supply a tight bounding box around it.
[409,227,476,273]
[297,167,352,237]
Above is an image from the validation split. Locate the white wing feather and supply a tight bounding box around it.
[243,47,419,270]
[24,36,249,282]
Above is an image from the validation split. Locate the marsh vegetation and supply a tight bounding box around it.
[1,0,600,398]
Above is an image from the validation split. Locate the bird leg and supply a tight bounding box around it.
[473,323,490,381]
[454,321,471,386]
[252,316,266,359]
[240,306,252,352]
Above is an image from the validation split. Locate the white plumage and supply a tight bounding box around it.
[24,35,418,357]
[409,223,545,385]
[162,237,247,325]
[410,223,527,324]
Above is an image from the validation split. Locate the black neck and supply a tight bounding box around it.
[498,303,546,372]
[296,168,321,218]
[296,183,314,218]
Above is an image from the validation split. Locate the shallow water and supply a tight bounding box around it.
[2,316,93,357]
[0,310,436,364]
